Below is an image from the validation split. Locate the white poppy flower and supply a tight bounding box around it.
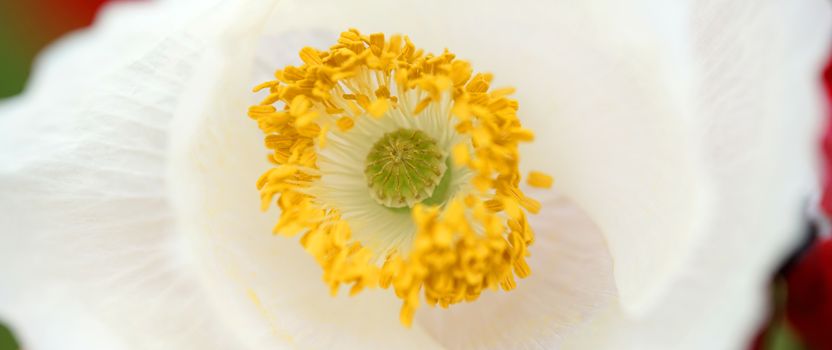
[1,0,829,349]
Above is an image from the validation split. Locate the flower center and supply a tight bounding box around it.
[249,29,552,327]
[365,128,446,208]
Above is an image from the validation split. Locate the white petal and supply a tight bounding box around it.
[562,1,832,349]
[415,189,616,349]
[0,0,281,348]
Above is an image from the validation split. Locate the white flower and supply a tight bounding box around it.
[0,0,829,349]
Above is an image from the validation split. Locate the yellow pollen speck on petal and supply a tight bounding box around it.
[248,29,550,327]
[247,288,262,306]
[527,171,553,188]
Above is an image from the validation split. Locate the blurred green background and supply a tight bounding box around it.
[0,0,108,98]
[0,326,16,350]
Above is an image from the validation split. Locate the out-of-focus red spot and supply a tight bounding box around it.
[785,238,832,350]
[820,57,832,216]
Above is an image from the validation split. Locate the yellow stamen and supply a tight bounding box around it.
[249,29,550,327]
[527,171,554,188]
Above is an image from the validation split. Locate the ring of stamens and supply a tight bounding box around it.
[365,128,446,208]
[248,28,551,327]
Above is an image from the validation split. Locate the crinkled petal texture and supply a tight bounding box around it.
[562,1,832,349]
[0,0,829,350]
[0,0,277,349]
